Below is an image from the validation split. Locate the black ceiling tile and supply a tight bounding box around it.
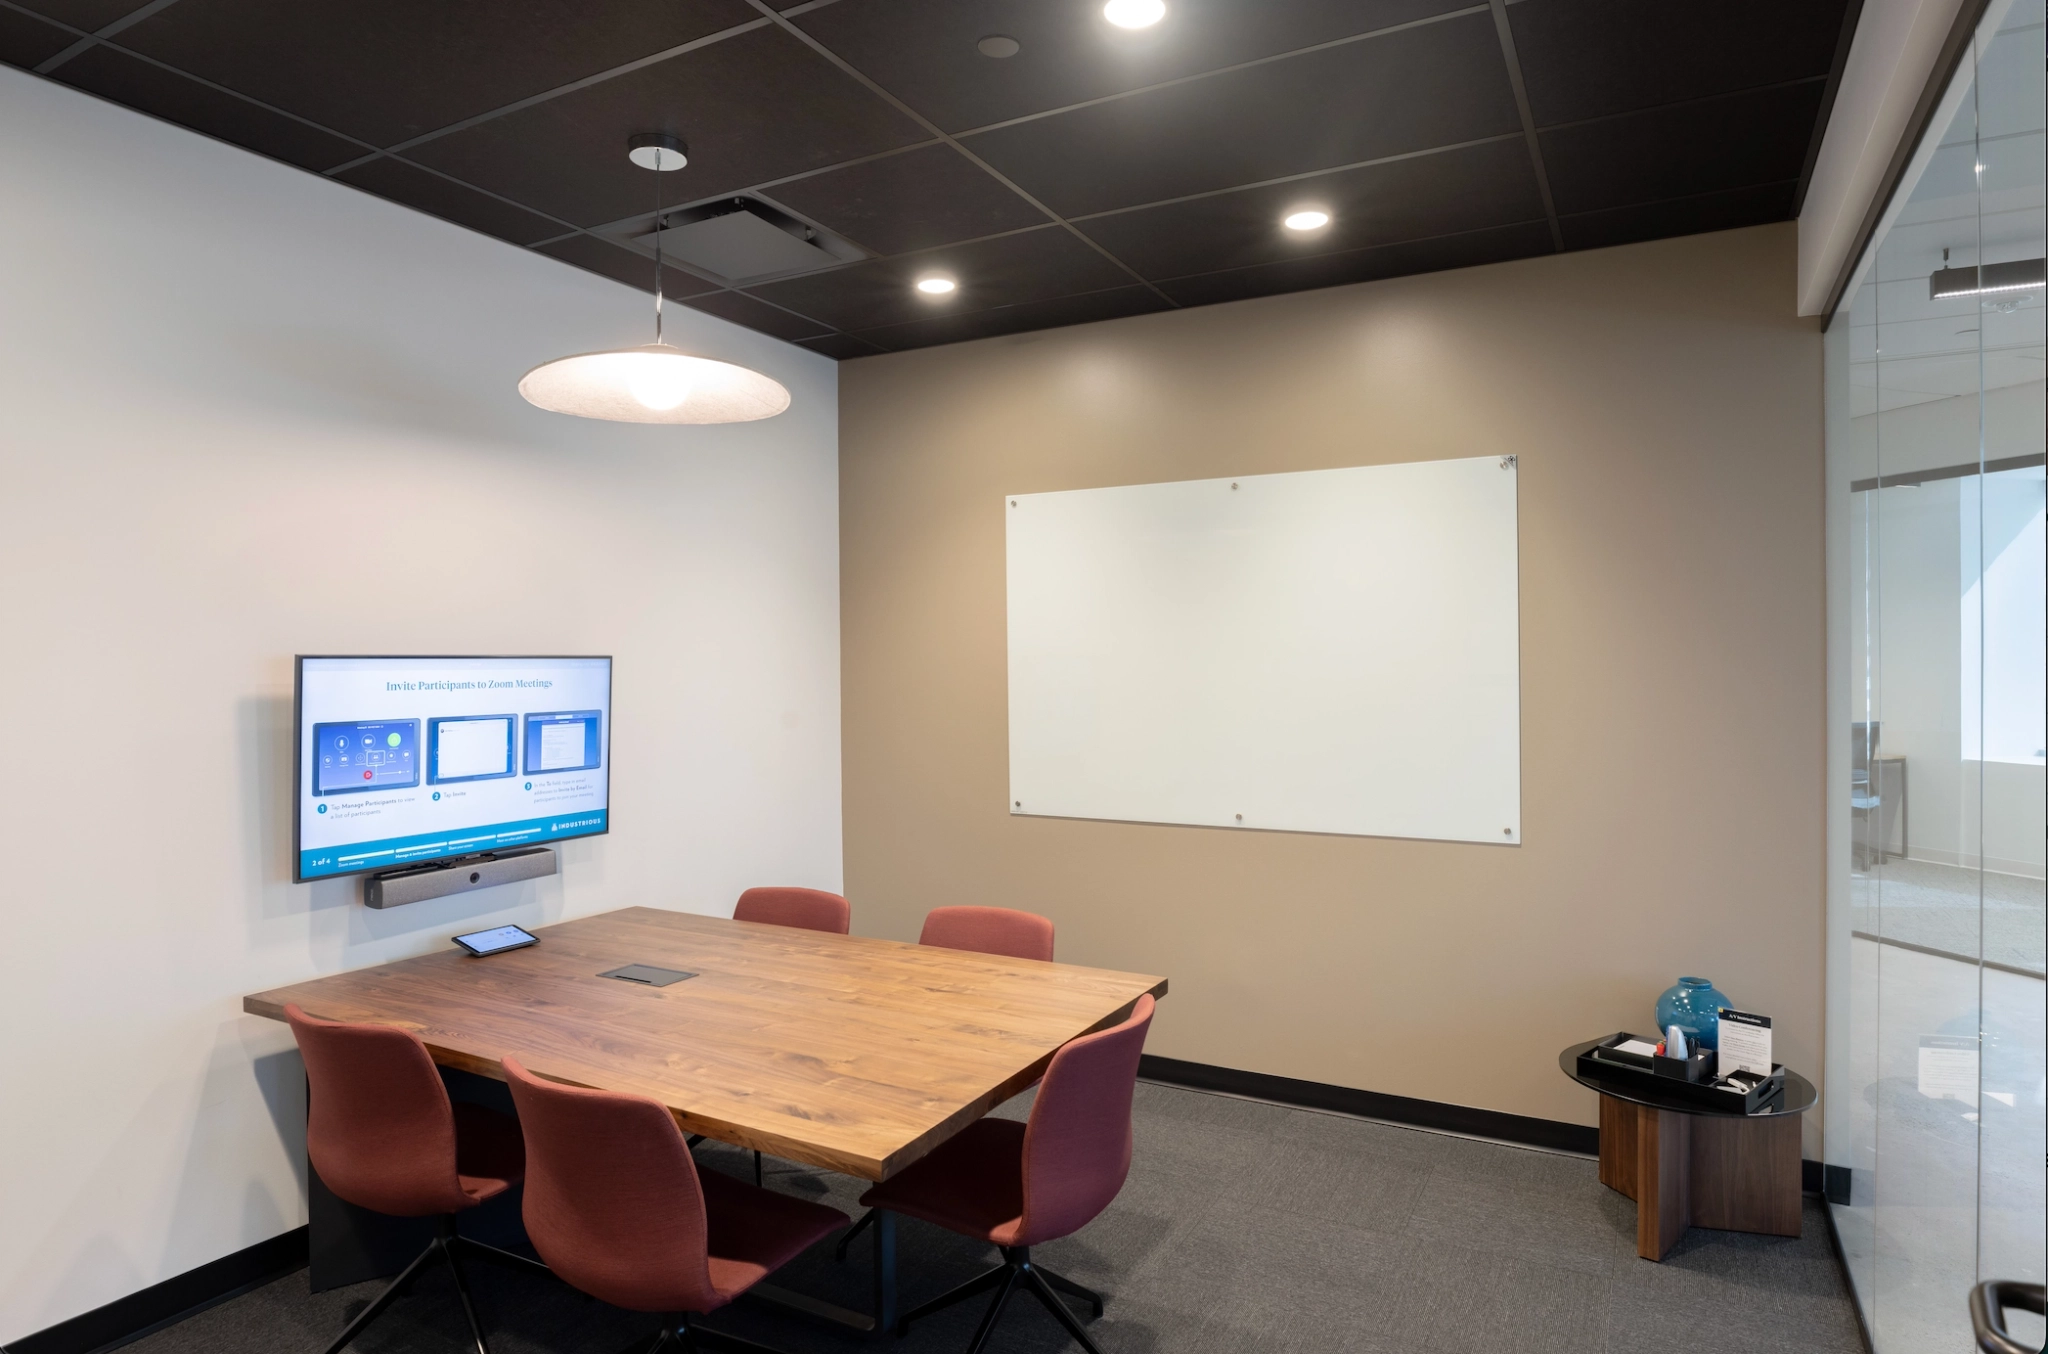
[680,290,833,341]
[796,332,886,360]
[745,224,1134,331]
[795,0,1474,133]
[1540,81,1825,216]
[850,284,1171,352]
[405,24,927,228]
[1557,181,1797,252]
[960,11,1520,218]
[534,234,723,299]
[0,7,79,68]
[1154,221,1555,308]
[1075,138,1541,281]
[764,144,1047,256]
[52,44,367,170]
[8,0,140,33]
[336,157,567,246]
[111,0,758,148]
[1509,0,1851,127]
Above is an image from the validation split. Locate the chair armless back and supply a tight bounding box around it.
[919,906,1055,962]
[502,1056,717,1313]
[734,886,851,935]
[1012,993,1154,1246]
[285,1003,469,1217]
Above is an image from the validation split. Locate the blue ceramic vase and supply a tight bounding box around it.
[1654,977,1730,1050]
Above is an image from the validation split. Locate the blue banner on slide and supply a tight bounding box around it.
[299,811,607,880]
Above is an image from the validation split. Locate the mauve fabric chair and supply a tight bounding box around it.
[286,1004,552,1354]
[732,887,850,935]
[503,1056,849,1354]
[834,905,1060,1263]
[856,993,1155,1354]
[919,905,1055,962]
[722,887,851,1183]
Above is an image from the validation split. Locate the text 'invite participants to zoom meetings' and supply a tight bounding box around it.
[297,658,611,880]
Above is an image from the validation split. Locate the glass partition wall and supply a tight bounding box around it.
[1823,1,2046,1349]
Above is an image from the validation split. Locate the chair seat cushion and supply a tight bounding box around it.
[701,1168,851,1304]
[857,1118,1026,1245]
[453,1102,525,1205]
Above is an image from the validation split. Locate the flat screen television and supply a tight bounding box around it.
[294,655,612,882]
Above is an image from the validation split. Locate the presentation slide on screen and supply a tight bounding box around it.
[298,657,610,880]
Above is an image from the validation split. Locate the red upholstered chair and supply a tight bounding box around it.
[503,1056,849,1354]
[733,887,850,935]
[835,905,1060,1265]
[286,1004,550,1354]
[859,994,1154,1354]
[919,905,1055,962]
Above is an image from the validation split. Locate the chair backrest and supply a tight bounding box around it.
[734,886,850,935]
[285,1003,469,1217]
[1013,993,1154,1246]
[919,906,1055,962]
[503,1056,717,1314]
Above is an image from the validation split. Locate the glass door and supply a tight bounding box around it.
[1824,1,2046,1349]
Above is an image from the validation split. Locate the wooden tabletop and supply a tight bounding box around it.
[246,906,1167,1181]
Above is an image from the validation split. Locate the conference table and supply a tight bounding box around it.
[245,906,1168,1331]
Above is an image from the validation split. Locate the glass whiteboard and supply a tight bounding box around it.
[1006,456,1521,844]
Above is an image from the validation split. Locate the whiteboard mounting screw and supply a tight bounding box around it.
[1014,800,1021,808]
[1235,813,1243,821]
[1231,482,1239,490]
[1504,827,1513,836]
[1500,455,1516,469]
[1010,499,1016,506]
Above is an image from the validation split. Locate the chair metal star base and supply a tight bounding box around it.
[630,1313,799,1354]
[320,1214,554,1354]
[896,1246,1106,1354]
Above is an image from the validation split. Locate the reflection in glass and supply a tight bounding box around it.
[1823,2,2045,1350]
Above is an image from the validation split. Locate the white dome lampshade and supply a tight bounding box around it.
[519,132,791,425]
[518,344,790,423]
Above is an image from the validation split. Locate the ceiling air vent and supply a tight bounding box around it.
[640,199,853,285]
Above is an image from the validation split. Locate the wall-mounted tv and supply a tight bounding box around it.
[294,656,612,882]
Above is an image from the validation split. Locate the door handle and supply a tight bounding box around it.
[1972,1280,2046,1354]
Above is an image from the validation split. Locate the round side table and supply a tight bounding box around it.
[1560,1039,1817,1261]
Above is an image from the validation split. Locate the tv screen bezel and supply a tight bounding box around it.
[292,654,614,884]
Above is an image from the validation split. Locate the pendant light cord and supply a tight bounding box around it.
[652,156,664,346]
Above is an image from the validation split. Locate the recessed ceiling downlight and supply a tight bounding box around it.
[977,34,1021,57]
[1283,209,1331,231]
[518,134,789,425]
[1103,0,1165,29]
[916,276,958,295]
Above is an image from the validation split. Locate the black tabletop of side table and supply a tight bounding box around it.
[1559,1039,1818,1118]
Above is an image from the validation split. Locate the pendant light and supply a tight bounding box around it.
[519,133,791,424]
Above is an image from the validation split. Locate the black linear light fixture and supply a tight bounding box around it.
[1929,257,2047,300]
[519,134,791,425]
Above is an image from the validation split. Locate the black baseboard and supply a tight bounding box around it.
[1139,1053,1601,1155]
[4,1227,307,1354]
[1140,1055,1831,1194]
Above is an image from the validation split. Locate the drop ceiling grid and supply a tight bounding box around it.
[0,0,1859,355]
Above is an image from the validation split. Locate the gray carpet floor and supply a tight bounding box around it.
[125,1083,1867,1354]
[1850,857,2046,973]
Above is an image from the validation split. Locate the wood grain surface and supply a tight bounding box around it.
[1688,1112,1802,1237]
[246,906,1167,1180]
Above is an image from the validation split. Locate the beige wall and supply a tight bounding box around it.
[839,223,1825,1148]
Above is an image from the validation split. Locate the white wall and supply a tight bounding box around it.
[1846,386,2048,877]
[0,69,842,1342]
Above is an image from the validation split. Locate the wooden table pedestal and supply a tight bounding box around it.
[1598,1092,1803,1261]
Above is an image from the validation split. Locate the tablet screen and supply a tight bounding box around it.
[454,925,536,956]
